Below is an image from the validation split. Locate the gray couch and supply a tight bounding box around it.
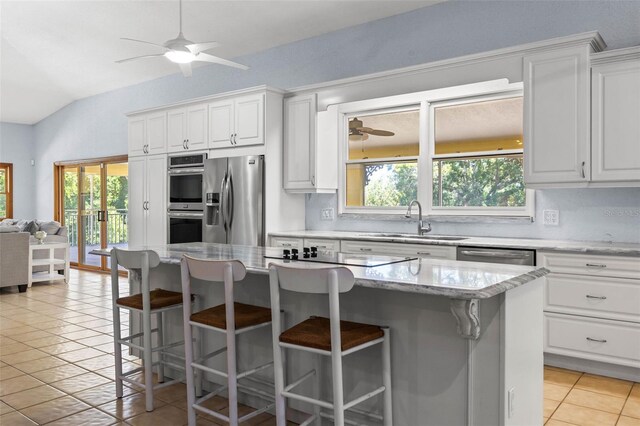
[0,231,29,292]
[0,219,69,278]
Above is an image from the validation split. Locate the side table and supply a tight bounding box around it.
[29,242,70,287]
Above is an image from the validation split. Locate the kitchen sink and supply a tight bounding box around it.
[361,233,468,241]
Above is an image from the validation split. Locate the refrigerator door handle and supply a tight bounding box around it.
[220,173,228,232]
[226,174,234,230]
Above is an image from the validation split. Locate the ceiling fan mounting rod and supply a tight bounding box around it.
[179,0,183,35]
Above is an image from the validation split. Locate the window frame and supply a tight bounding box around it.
[0,163,13,220]
[337,79,534,218]
[424,89,535,217]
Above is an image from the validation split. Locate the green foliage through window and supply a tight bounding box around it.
[364,162,418,207]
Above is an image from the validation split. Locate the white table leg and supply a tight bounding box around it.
[49,247,54,279]
[64,243,69,284]
[28,247,33,288]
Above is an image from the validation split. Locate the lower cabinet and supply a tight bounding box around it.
[128,155,167,247]
[340,240,456,260]
[539,251,640,368]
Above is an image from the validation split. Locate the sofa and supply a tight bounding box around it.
[0,230,29,292]
[0,219,69,276]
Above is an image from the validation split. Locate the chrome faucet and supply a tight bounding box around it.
[405,200,432,235]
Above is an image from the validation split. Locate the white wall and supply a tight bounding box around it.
[0,123,35,219]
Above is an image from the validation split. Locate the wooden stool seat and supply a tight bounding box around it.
[280,317,383,351]
[191,302,271,330]
[116,289,188,311]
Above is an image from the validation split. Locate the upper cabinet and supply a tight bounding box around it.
[128,112,167,157]
[209,93,264,149]
[591,49,640,182]
[283,94,337,193]
[523,45,591,185]
[167,105,208,153]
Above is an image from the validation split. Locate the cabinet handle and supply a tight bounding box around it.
[311,175,315,186]
[586,295,607,300]
[281,243,292,247]
[186,139,190,149]
[586,263,607,268]
[230,134,234,145]
[417,251,431,255]
[359,248,372,252]
[233,133,237,144]
[182,140,186,149]
[586,337,607,343]
[581,161,586,179]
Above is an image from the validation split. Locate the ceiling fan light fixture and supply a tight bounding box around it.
[164,50,195,64]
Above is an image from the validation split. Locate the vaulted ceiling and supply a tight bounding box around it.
[1,0,442,124]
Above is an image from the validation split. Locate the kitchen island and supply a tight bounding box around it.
[107,242,549,426]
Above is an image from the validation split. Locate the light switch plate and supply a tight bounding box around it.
[321,208,334,221]
[543,209,559,226]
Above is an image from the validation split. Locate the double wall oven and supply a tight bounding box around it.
[167,153,206,244]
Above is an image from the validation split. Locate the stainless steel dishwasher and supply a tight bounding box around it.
[456,246,536,266]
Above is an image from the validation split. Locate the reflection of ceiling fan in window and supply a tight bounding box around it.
[348,117,395,142]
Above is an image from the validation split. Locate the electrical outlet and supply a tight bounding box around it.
[321,208,334,221]
[543,209,559,226]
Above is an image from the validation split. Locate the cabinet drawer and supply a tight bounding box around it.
[545,274,640,322]
[544,313,640,368]
[270,237,303,249]
[340,240,455,260]
[538,252,640,279]
[303,238,340,252]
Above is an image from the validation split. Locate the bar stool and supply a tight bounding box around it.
[180,255,276,426]
[110,248,193,412]
[269,264,392,426]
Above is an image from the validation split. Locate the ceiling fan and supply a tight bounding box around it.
[349,117,395,142]
[116,0,248,77]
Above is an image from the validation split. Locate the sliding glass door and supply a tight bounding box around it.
[56,157,128,271]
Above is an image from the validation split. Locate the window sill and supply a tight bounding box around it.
[337,212,534,223]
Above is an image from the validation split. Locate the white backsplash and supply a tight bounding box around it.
[306,188,640,244]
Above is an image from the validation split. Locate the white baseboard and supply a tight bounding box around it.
[545,353,640,382]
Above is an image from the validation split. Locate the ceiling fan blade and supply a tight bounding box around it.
[179,62,193,77]
[359,127,395,137]
[116,53,165,63]
[121,37,167,50]
[195,52,249,70]
[186,41,220,54]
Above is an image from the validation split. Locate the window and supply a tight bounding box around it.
[339,81,532,217]
[344,108,419,210]
[0,163,13,220]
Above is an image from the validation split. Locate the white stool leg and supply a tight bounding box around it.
[112,305,124,398]
[157,312,164,383]
[227,330,239,425]
[314,353,322,425]
[382,327,392,426]
[184,321,197,426]
[331,350,345,426]
[143,308,154,411]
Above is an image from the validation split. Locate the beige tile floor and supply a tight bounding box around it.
[0,269,638,425]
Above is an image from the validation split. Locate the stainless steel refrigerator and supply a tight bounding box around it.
[203,155,264,246]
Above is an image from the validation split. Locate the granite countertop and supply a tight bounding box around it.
[96,243,548,299]
[269,230,640,257]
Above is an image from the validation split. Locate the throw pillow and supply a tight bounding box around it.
[25,221,39,235]
[38,221,61,235]
[0,225,20,233]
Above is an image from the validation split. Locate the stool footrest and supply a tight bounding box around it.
[282,391,333,410]
[284,369,315,393]
[237,361,273,380]
[299,414,319,426]
[195,346,227,364]
[344,385,386,410]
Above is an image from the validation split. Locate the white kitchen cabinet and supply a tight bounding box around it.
[539,251,640,371]
[129,112,167,157]
[270,236,303,249]
[340,240,456,260]
[167,104,208,153]
[591,51,640,182]
[524,46,591,185]
[128,154,167,247]
[209,93,264,149]
[283,94,337,193]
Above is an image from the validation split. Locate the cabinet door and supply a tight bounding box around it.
[234,94,264,147]
[167,108,187,153]
[128,117,146,157]
[209,99,234,149]
[145,155,167,246]
[128,157,146,247]
[186,104,208,150]
[146,112,167,155]
[270,237,303,249]
[524,46,591,184]
[592,60,640,181]
[284,94,316,190]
